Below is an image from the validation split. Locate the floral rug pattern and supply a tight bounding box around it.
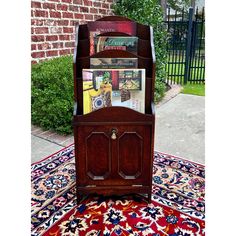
[31,145,205,236]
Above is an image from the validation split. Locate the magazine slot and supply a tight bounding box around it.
[90,50,138,59]
[96,16,151,40]
[76,17,151,41]
[96,32,130,37]
[89,36,151,58]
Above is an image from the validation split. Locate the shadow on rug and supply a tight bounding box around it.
[31,144,205,236]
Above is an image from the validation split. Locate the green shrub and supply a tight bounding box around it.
[31,56,74,134]
[112,0,168,102]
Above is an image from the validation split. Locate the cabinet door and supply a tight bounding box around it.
[76,124,152,186]
[114,125,152,186]
[76,125,112,186]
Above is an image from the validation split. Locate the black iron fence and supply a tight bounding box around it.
[165,7,205,85]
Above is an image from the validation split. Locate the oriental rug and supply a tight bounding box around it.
[31,144,205,236]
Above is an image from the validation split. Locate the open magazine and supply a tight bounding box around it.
[82,69,145,114]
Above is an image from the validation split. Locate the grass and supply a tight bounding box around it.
[181,82,205,96]
[166,54,205,96]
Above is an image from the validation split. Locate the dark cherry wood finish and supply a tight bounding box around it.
[73,16,156,203]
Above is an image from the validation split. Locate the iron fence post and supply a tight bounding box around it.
[184,7,194,84]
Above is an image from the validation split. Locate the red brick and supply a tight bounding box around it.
[83,0,92,6]
[35,10,48,17]
[70,48,74,54]
[85,14,93,20]
[70,20,79,26]
[46,35,58,41]
[62,0,72,3]
[59,49,71,55]
[31,1,41,8]
[102,3,109,9]
[73,0,82,4]
[35,27,49,34]
[50,11,61,18]
[99,9,106,14]
[69,5,78,11]
[93,2,101,7]
[94,15,102,21]
[32,51,45,58]
[32,35,44,42]
[74,13,84,19]
[63,27,73,33]
[32,60,38,64]
[38,43,52,50]
[31,19,44,26]
[57,4,68,11]
[62,12,73,18]
[80,6,89,13]
[50,27,63,34]
[65,42,75,47]
[43,3,56,9]
[31,44,37,50]
[52,42,64,48]
[44,19,57,26]
[57,20,69,26]
[31,28,34,34]
[31,10,34,17]
[59,35,70,40]
[46,50,59,57]
[90,8,98,14]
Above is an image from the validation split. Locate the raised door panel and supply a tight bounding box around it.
[118,132,143,179]
[114,125,152,186]
[86,132,111,180]
[76,126,113,186]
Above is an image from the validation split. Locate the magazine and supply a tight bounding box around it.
[90,58,138,69]
[87,21,137,55]
[94,36,138,54]
[82,69,145,114]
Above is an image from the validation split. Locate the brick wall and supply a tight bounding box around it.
[31,0,114,64]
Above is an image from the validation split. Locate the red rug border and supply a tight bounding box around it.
[158,151,205,167]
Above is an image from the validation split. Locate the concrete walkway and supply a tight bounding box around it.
[31,93,205,164]
[155,94,205,164]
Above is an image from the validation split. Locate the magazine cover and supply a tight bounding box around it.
[94,36,138,54]
[82,69,145,114]
[87,21,137,55]
[90,58,138,69]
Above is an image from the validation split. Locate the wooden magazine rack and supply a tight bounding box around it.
[73,16,156,203]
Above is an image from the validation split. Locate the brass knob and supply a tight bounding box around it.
[111,129,117,140]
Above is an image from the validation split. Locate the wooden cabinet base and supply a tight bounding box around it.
[73,106,155,204]
[76,185,152,204]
